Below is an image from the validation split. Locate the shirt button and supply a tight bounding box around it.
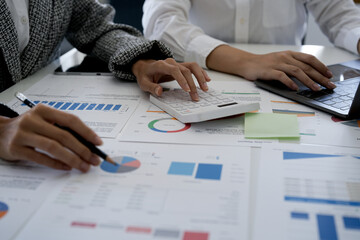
[21,16,28,25]
[240,18,246,25]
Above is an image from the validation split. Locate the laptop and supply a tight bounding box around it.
[255,59,360,119]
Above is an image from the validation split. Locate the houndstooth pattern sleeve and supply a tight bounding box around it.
[66,0,173,80]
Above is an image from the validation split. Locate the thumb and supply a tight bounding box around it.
[138,77,163,96]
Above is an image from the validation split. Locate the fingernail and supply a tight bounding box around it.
[95,136,103,145]
[204,71,211,81]
[184,84,191,92]
[155,86,162,96]
[192,92,199,101]
[203,82,209,90]
[312,83,321,91]
[89,154,100,166]
[291,83,299,91]
[327,70,333,77]
[80,162,90,172]
[327,81,336,89]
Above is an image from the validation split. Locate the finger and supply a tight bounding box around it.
[17,146,72,171]
[290,51,332,78]
[34,105,102,146]
[202,69,212,82]
[183,62,209,92]
[264,70,299,90]
[26,116,100,166]
[288,59,336,89]
[278,64,321,91]
[178,65,199,101]
[162,59,191,92]
[23,133,91,172]
[137,76,163,96]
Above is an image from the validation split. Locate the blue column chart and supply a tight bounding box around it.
[25,101,123,112]
[168,162,222,180]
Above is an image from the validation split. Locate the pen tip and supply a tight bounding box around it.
[106,156,117,166]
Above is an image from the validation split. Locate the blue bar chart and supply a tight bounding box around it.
[343,217,360,230]
[25,100,123,112]
[317,214,338,240]
[168,162,222,180]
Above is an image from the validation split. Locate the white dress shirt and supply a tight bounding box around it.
[5,0,30,54]
[143,0,360,68]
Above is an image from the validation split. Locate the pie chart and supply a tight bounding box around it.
[148,118,191,133]
[100,156,141,173]
[0,201,8,219]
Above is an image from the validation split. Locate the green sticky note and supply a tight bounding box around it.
[245,112,299,139]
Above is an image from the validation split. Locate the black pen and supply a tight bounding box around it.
[15,92,116,166]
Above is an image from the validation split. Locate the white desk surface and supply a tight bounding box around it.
[1,44,358,104]
[0,44,359,240]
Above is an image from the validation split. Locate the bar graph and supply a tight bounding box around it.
[272,109,316,117]
[126,226,152,234]
[290,212,309,220]
[283,151,343,160]
[289,211,360,240]
[343,216,360,230]
[195,163,222,180]
[25,100,123,112]
[284,196,360,207]
[183,231,209,240]
[168,162,195,176]
[167,162,223,181]
[71,221,209,240]
[317,214,338,240]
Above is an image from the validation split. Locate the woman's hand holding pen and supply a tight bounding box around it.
[132,58,211,101]
[0,104,102,172]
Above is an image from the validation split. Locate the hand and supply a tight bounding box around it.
[207,45,335,91]
[0,104,102,172]
[132,58,211,101]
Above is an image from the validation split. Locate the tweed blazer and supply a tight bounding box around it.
[0,0,172,92]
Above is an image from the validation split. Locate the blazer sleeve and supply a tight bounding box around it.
[65,0,173,80]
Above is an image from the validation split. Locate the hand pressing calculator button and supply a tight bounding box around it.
[150,88,260,123]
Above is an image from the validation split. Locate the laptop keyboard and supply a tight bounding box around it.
[297,77,360,111]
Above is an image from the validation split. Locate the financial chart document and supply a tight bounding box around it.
[254,144,360,240]
[266,94,360,148]
[0,160,68,240]
[7,74,143,138]
[16,141,251,240]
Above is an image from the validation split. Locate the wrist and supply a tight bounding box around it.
[206,45,255,76]
[132,59,156,79]
[131,60,146,78]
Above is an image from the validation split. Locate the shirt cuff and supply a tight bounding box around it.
[341,27,360,55]
[184,35,226,69]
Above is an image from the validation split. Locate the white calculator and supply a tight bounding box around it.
[150,88,260,123]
